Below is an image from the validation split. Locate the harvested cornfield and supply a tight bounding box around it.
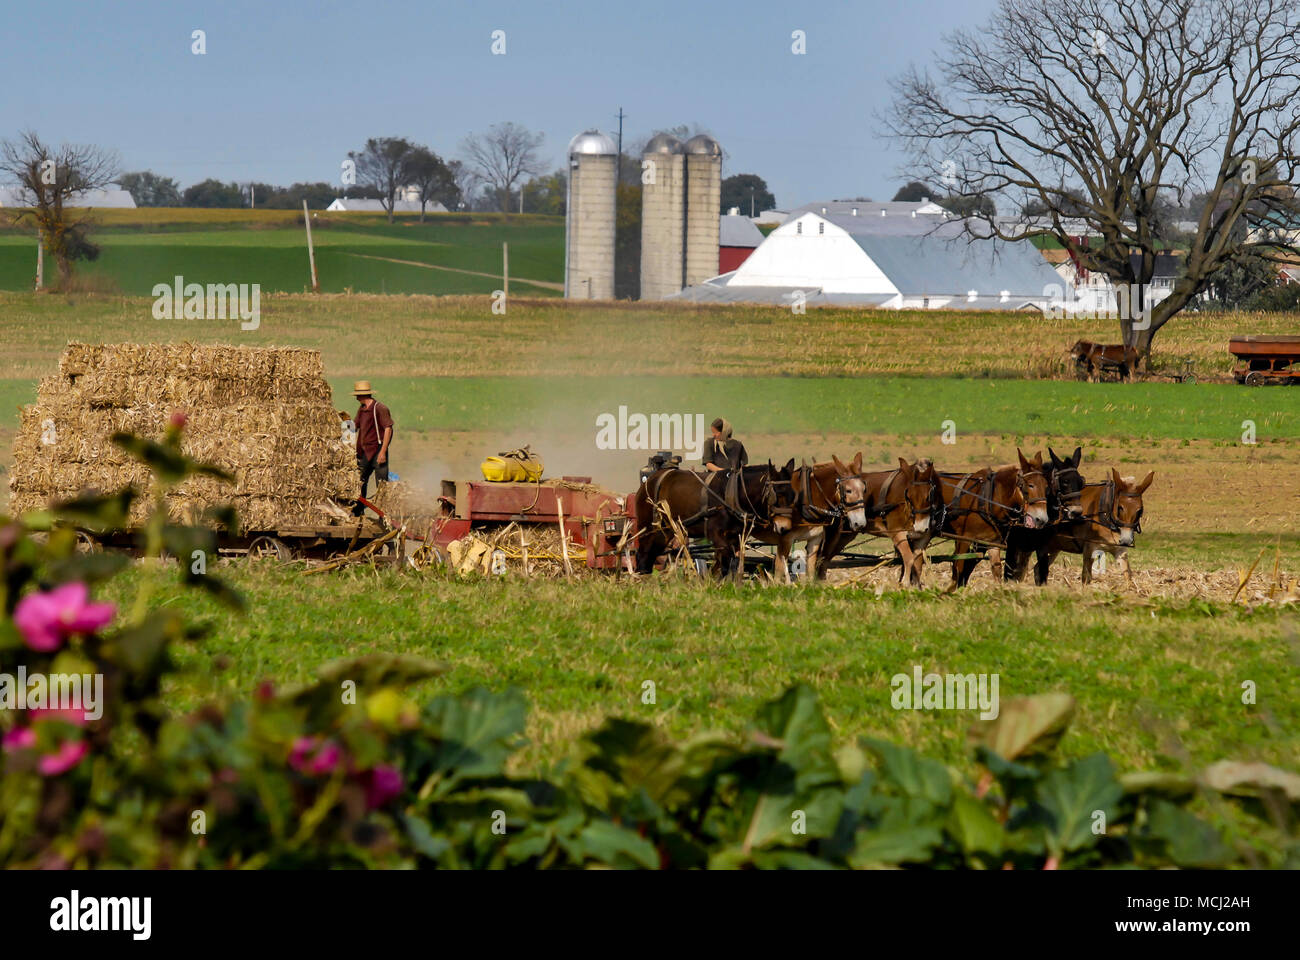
[9,342,356,530]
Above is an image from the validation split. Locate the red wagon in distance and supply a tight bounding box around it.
[1229,335,1300,385]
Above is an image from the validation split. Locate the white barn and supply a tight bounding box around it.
[670,207,1073,311]
[0,185,137,209]
[326,197,447,213]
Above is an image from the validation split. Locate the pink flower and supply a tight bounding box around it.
[289,737,342,776]
[13,582,115,653]
[169,410,188,430]
[364,764,403,810]
[2,725,88,776]
[2,728,36,752]
[37,740,88,776]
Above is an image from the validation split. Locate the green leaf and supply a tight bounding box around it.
[947,792,1004,856]
[112,432,190,483]
[1119,771,1197,799]
[402,814,450,860]
[1037,753,1122,856]
[46,550,128,586]
[849,826,943,867]
[104,611,185,680]
[750,849,838,870]
[188,572,246,611]
[969,693,1075,763]
[864,738,953,806]
[1145,799,1233,868]
[1200,761,1300,803]
[50,490,137,533]
[423,687,529,787]
[574,820,660,869]
[750,685,839,791]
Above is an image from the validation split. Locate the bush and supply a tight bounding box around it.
[2,422,1297,868]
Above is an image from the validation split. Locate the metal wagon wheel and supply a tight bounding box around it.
[1245,371,1267,386]
[246,536,294,562]
[74,530,102,553]
[407,543,444,571]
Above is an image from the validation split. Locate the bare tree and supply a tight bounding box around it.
[889,0,1300,363]
[348,137,416,223]
[460,122,544,213]
[0,131,120,287]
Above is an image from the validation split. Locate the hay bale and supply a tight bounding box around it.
[9,342,360,532]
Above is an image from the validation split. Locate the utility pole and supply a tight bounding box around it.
[615,107,626,185]
[303,200,319,293]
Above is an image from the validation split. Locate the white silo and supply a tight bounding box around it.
[565,130,618,300]
[638,134,686,300]
[683,134,723,286]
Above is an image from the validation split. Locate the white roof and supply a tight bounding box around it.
[325,198,447,213]
[720,214,764,248]
[670,211,1075,309]
[0,185,137,208]
[787,200,948,221]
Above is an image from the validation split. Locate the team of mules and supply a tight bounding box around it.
[632,447,1153,588]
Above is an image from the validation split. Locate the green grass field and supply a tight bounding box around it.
[0,212,563,296]
[104,564,1297,776]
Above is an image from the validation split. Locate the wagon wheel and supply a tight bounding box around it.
[407,543,444,571]
[1245,371,1267,386]
[74,530,102,553]
[246,536,294,562]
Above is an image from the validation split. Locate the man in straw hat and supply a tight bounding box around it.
[351,380,394,514]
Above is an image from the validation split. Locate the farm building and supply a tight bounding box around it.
[668,207,1072,310]
[325,197,447,213]
[719,214,765,272]
[1044,249,1181,314]
[0,185,137,208]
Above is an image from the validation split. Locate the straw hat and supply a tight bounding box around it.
[351,380,374,397]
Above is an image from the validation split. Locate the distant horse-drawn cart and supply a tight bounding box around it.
[1230,335,1300,385]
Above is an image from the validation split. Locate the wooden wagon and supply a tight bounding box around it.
[1230,335,1300,385]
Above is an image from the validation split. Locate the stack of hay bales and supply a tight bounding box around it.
[8,342,357,530]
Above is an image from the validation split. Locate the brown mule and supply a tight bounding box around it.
[632,463,795,579]
[752,453,867,583]
[937,451,1048,588]
[818,457,940,586]
[1043,469,1153,587]
[1070,340,1139,382]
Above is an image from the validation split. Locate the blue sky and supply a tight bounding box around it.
[0,0,995,208]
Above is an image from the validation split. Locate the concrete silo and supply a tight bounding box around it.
[683,134,723,287]
[638,134,686,300]
[564,130,618,300]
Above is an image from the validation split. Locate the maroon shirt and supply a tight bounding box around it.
[355,400,393,459]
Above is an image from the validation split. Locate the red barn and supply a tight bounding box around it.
[719,214,765,273]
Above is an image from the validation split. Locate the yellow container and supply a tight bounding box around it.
[480,456,521,482]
